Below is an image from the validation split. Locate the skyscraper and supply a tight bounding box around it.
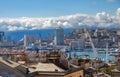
[54,27,64,45]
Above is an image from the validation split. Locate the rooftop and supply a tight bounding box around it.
[0,57,26,77]
[30,62,65,73]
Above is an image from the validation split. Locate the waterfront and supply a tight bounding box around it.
[67,50,115,62]
[0,0,120,77]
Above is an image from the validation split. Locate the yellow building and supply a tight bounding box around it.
[64,69,83,77]
[33,69,83,77]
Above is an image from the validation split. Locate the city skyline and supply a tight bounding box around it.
[0,0,120,31]
[0,1,120,77]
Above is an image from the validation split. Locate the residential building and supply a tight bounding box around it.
[0,57,26,77]
[24,34,38,48]
[29,63,84,77]
[111,54,120,77]
[70,39,85,50]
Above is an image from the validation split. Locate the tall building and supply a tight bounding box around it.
[0,31,4,42]
[54,27,64,45]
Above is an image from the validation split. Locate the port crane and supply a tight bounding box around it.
[60,29,99,69]
[86,30,98,59]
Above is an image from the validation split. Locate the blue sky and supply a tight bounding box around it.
[0,0,120,31]
[0,0,120,17]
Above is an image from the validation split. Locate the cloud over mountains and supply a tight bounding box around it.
[0,8,120,31]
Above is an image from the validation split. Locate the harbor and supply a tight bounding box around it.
[0,0,120,77]
[1,28,120,77]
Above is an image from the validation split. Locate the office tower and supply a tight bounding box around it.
[24,35,28,48]
[54,27,64,45]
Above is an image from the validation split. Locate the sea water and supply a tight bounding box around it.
[67,50,115,62]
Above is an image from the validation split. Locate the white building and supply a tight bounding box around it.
[70,39,85,51]
[24,34,38,48]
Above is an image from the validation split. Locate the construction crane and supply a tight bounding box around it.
[86,30,98,59]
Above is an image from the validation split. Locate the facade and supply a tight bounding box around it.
[31,69,84,77]
[54,27,64,45]
[33,70,84,77]
[24,34,38,48]
[28,62,84,77]
[70,39,85,50]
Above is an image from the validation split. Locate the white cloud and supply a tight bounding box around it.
[116,8,120,20]
[0,8,120,31]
